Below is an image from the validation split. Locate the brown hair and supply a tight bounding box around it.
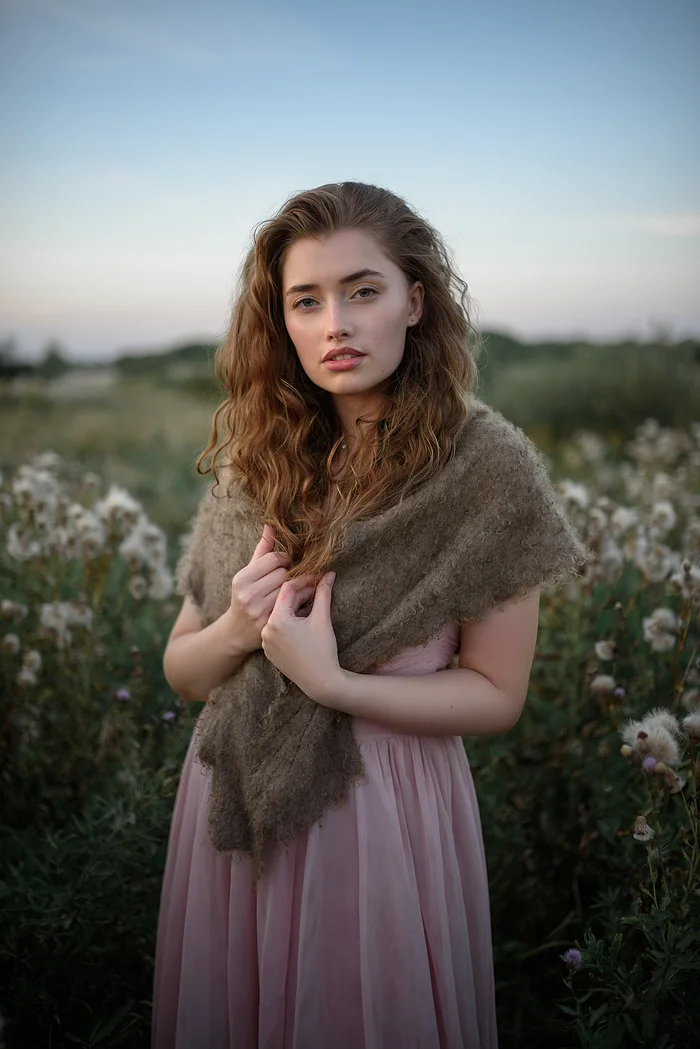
[197,181,482,579]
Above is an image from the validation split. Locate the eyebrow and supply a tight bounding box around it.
[284,268,386,297]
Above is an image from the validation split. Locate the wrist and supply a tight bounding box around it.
[316,665,355,709]
[215,607,255,660]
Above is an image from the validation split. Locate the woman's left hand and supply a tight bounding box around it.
[260,571,343,705]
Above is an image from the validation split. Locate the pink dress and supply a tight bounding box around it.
[152,622,498,1049]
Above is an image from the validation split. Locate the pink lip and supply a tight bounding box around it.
[323,356,365,371]
[322,347,364,363]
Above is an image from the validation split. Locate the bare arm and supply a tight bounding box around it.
[323,587,541,736]
[163,597,251,703]
[163,521,298,703]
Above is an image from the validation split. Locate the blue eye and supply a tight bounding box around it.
[293,287,378,311]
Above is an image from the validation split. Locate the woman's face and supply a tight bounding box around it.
[281,228,424,410]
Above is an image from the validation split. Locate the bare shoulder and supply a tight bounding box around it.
[458,587,541,708]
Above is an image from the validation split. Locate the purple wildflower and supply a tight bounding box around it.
[116,688,131,702]
[642,755,658,771]
[562,948,583,970]
[162,711,176,723]
[614,686,626,699]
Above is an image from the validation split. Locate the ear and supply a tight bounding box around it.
[408,281,424,325]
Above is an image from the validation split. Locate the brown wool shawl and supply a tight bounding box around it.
[176,397,595,883]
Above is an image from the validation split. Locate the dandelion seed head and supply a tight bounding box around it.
[633,815,655,842]
[594,640,617,661]
[642,607,680,652]
[588,508,608,534]
[649,500,677,536]
[1,633,21,655]
[610,506,639,536]
[1,599,28,621]
[12,465,60,513]
[620,708,682,766]
[669,561,700,607]
[17,666,38,688]
[128,575,148,600]
[22,650,42,673]
[681,711,700,741]
[95,485,142,531]
[651,472,676,501]
[149,568,174,600]
[637,544,677,584]
[80,472,102,491]
[30,451,62,471]
[557,480,589,511]
[7,523,44,561]
[680,687,700,711]
[39,601,93,649]
[664,770,686,794]
[590,674,616,695]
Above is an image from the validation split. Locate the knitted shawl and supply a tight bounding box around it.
[176,397,595,882]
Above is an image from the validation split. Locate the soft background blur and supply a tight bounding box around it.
[1,0,699,535]
[1,2,700,1048]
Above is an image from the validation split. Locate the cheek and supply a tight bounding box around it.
[374,303,410,346]
[284,314,307,351]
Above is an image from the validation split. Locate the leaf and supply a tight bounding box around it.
[623,1013,642,1039]
[556,1004,582,1017]
[587,1002,609,1025]
[89,996,135,1044]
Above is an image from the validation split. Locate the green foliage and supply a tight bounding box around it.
[479,339,700,441]
[0,459,201,1048]
[468,572,700,1044]
[1,373,699,1047]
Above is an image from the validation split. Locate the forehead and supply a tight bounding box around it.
[281,228,400,288]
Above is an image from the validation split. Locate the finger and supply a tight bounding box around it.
[251,523,277,561]
[273,575,318,616]
[295,585,316,606]
[256,565,292,599]
[247,551,291,584]
[309,572,336,617]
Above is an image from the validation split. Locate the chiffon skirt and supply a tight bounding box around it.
[151,711,498,1049]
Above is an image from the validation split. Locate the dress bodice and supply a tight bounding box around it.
[373,620,460,675]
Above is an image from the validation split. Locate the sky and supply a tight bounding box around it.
[1,0,698,362]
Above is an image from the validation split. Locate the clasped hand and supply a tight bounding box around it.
[260,569,342,705]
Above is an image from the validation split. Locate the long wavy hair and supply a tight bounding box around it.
[197,181,482,580]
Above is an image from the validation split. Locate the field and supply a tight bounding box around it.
[1,334,699,1048]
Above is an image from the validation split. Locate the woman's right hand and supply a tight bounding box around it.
[226,523,308,655]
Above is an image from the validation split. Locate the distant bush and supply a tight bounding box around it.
[480,340,700,441]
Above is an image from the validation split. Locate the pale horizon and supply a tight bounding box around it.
[2,0,699,362]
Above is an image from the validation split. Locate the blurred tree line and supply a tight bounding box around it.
[2,330,699,443]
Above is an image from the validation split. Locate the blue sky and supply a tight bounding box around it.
[1,0,698,361]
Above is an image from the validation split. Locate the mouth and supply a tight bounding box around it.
[322,355,366,371]
[322,347,365,363]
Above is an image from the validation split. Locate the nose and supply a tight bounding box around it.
[325,298,352,340]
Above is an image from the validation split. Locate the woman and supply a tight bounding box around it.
[152,182,545,1048]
